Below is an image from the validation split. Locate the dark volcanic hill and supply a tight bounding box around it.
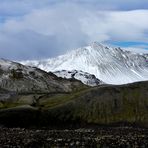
[0,78,147,127]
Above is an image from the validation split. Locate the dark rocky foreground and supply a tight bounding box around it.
[0,127,148,148]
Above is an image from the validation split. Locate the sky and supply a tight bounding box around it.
[0,0,148,60]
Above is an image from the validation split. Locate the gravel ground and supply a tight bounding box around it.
[0,127,148,148]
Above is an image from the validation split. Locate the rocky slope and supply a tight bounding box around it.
[53,70,104,86]
[0,59,86,95]
[0,127,148,147]
[22,42,148,85]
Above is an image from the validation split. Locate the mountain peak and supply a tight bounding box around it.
[71,42,109,58]
[90,41,105,48]
[21,43,148,85]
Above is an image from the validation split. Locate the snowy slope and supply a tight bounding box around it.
[54,70,104,86]
[22,42,148,85]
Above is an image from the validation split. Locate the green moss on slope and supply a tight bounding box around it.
[0,81,148,127]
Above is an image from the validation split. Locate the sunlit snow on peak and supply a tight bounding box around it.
[21,43,148,85]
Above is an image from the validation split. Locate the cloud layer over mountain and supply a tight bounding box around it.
[0,0,148,60]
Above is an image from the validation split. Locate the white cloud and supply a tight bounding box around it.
[2,5,148,41]
[0,3,148,60]
[124,47,148,54]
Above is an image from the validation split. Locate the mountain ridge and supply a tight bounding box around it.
[22,42,148,85]
[0,58,87,95]
[0,58,148,128]
[53,70,104,86]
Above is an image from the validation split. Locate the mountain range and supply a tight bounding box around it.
[0,42,148,128]
[22,42,148,85]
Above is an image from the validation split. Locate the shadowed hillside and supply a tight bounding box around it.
[0,81,147,128]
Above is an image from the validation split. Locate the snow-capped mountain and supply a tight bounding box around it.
[53,70,104,86]
[22,42,148,85]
